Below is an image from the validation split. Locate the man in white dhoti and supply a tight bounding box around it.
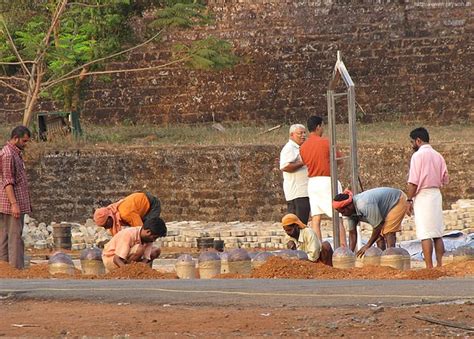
[299,116,347,248]
[407,127,449,268]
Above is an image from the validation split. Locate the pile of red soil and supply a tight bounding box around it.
[0,261,176,279]
[103,262,177,279]
[0,262,85,279]
[1,258,472,280]
[251,257,474,280]
[0,262,50,279]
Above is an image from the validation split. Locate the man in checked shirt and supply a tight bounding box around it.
[0,126,32,269]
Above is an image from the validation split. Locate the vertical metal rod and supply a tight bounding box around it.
[327,89,340,249]
[347,85,361,250]
[348,86,358,194]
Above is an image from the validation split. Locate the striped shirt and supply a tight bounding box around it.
[0,143,32,214]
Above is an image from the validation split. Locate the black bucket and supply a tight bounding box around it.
[196,237,214,251]
[53,224,72,250]
[213,240,225,252]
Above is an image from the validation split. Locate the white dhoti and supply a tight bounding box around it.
[414,188,444,240]
[308,176,342,217]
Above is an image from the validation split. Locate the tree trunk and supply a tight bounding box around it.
[22,64,43,127]
[69,68,87,112]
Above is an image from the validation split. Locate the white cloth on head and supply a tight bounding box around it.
[414,188,444,240]
[308,176,342,217]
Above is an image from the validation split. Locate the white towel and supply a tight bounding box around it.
[414,188,444,240]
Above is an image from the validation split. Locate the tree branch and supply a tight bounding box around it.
[67,2,110,8]
[0,18,32,77]
[0,106,25,113]
[0,61,36,65]
[36,0,68,64]
[43,29,165,87]
[0,79,28,96]
[42,56,191,92]
[413,315,474,331]
[0,75,28,82]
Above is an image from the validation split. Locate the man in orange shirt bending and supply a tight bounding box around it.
[300,116,347,247]
[93,192,161,236]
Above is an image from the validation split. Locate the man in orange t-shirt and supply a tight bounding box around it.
[300,116,346,246]
[93,192,161,235]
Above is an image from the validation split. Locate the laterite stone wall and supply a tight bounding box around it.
[0,1,472,124]
[26,143,473,223]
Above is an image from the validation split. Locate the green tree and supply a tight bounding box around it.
[0,0,237,127]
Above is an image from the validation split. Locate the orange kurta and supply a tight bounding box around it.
[117,192,150,227]
[300,135,331,177]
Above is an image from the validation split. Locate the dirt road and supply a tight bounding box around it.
[1,299,472,337]
[1,278,473,337]
[1,278,473,307]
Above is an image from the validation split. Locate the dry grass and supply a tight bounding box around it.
[0,121,472,150]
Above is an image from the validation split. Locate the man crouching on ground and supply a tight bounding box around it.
[102,217,167,272]
[281,213,333,266]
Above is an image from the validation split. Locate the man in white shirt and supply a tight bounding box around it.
[279,124,310,224]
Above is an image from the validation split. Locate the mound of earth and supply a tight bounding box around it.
[103,262,177,279]
[0,261,176,280]
[251,257,474,280]
[1,258,472,280]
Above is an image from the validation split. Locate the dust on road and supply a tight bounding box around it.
[0,299,472,337]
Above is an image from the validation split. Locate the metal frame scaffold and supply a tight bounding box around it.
[327,51,360,249]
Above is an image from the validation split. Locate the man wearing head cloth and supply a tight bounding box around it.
[281,213,333,266]
[333,187,408,257]
[93,192,161,236]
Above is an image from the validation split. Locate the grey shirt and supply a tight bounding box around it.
[347,187,402,230]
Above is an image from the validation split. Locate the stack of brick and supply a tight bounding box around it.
[158,221,288,250]
[20,199,473,250]
[445,199,474,231]
[159,199,473,248]
[359,199,474,242]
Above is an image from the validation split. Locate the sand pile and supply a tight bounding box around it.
[1,258,473,280]
[251,257,474,280]
[0,261,176,279]
[103,262,176,279]
[0,262,82,279]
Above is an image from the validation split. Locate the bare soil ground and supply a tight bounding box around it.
[2,258,474,280]
[0,299,472,337]
[2,258,472,336]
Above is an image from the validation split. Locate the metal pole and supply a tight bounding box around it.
[328,51,359,251]
[347,85,362,250]
[348,86,358,194]
[327,89,340,249]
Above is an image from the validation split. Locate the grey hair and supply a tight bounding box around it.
[289,124,306,136]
